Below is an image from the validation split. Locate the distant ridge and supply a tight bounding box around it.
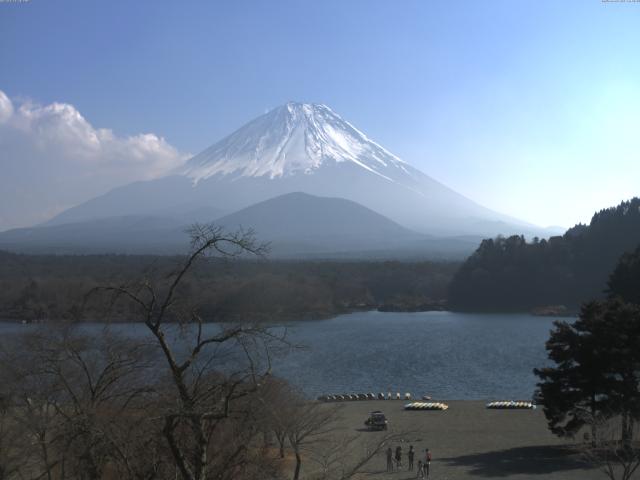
[214,192,424,255]
[0,192,480,258]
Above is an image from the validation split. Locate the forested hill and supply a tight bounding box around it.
[449,198,640,312]
[0,253,457,322]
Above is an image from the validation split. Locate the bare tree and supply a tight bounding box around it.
[582,413,640,480]
[0,224,298,480]
[256,377,295,459]
[11,386,63,480]
[307,429,413,480]
[0,324,158,480]
[285,398,341,480]
[1,331,66,480]
[97,224,287,480]
[248,367,340,480]
[0,400,23,480]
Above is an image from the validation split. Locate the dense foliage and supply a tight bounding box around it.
[535,245,640,474]
[0,251,457,322]
[607,244,640,305]
[449,198,640,311]
[534,300,640,440]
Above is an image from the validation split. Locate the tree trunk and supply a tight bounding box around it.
[292,450,302,480]
[275,431,285,458]
[40,436,53,480]
[591,395,597,447]
[195,420,208,480]
[163,418,195,480]
[621,412,632,449]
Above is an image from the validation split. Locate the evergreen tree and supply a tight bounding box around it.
[534,299,640,444]
[608,245,640,305]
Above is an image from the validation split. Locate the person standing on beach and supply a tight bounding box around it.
[386,447,393,472]
[424,448,432,478]
[417,460,424,479]
[395,445,403,470]
[408,445,415,471]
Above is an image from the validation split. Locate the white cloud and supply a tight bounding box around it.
[0,91,13,123]
[0,90,190,230]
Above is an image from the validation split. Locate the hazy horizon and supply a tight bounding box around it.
[1,0,639,231]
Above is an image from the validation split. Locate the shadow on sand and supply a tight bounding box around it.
[439,444,591,477]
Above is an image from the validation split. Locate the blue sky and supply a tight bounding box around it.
[1,0,639,228]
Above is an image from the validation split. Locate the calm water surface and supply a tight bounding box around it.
[0,311,561,400]
[276,311,558,400]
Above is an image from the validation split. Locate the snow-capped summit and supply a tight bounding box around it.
[182,102,412,183]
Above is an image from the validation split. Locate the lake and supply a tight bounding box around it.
[0,311,562,400]
[276,311,559,400]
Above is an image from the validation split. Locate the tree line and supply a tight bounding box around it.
[0,250,457,323]
[449,198,640,312]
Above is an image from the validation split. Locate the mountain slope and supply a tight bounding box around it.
[48,102,538,237]
[214,192,424,254]
[213,192,481,257]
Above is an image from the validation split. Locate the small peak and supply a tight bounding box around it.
[281,101,330,113]
[284,101,304,108]
[284,101,313,107]
[284,101,303,114]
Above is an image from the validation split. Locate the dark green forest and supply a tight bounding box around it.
[607,243,640,305]
[0,251,457,322]
[449,198,640,312]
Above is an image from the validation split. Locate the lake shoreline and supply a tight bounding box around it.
[0,304,577,325]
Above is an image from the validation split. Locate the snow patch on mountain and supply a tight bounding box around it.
[181,102,413,184]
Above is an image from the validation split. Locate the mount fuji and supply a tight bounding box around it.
[47,102,535,238]
[0,103,548,257]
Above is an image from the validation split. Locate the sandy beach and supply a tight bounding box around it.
[310,400,602,480]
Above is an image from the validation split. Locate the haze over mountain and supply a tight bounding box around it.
[0,192,481,258]
[213,192,480,258]
[0,215,188,254]
[47,103,543,238]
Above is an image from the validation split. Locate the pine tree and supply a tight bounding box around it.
[534,300,640,444]
[608,245,640,305]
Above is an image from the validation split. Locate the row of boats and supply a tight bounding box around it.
[403,401,535,411]
[486,401,536,409]
[404,402,449,411]
[317,394,537,410]
[318,392,419,402]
